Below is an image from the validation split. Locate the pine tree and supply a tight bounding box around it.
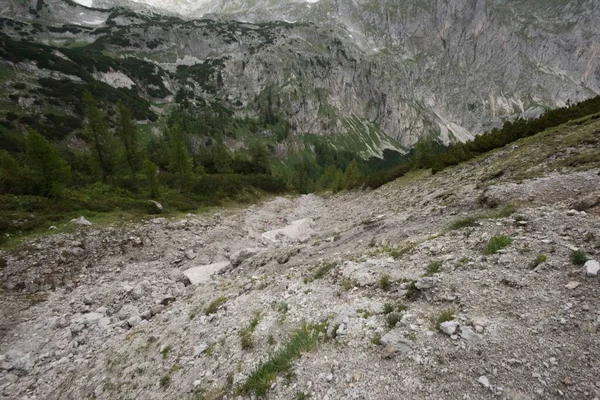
[141,158,159,198]
[344,159,362,189]
[248,141,271,174]
[213,141,233,174]
[167,123,193,192]
[83,91,114,182]
[116,101,141,174]
[25,129,70,197]
[0,150,25,195]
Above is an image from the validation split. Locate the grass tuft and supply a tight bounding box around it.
[571,249,588,266]
[424,261,442,276]
[378,273,392,291]
[239,323,322,397]
[483,235,513,255]
[205,296,227,315]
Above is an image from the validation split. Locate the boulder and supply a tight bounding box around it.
[262,219,315,244]
[571,191,600,211]
[415,276,437,290]
[147,200,163,214]
[584,260,600,277]
[380,330,412,353]
[231,248,259,267]
[440,321,460,335]
[70,216,92,226]
[183,261,231,285]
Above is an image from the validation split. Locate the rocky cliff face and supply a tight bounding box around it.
[1,0,599,153]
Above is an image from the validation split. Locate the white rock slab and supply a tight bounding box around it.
[183,262,230,285]
[262,218,315,243]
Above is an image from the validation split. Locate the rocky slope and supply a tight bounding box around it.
[1,0,599,152]
[0,111,599,398]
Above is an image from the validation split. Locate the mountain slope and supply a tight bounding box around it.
[0,108,599,399]
[1,0,599,152]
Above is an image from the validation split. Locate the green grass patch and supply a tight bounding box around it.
[240,312,261,350]
[483,235,513,255]
[423,261,442,276]
[571,249,588,266]
[529,254,547,269]
[378,273,392,291]
[304,261,337,283]
[205,296,227,315]
[238,323,324,397]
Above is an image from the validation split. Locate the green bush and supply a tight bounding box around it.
[571,250,588,266]
[483,235,513,255]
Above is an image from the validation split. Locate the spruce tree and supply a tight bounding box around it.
[167,123,193,192]
[116,101,141,174]
[25,129,70,197]
[83,91,114,182]
[142,158,159,198]
[344,159,362,189]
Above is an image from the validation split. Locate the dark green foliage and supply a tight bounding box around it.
[83,91,115,182]
[483,235,513,255]
[344,159,362,189]
[167,123,193,193]
[115,101,142,174]
[571,250,588,266]
[434,310,455,331]
[25,129,70,197]
[239,324,321,397]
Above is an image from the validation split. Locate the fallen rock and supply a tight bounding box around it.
[478,375,491,389]
[380,330,412,354]
[460,326,480,341]
[440,321,460,335]
[262,219,315,243]
[70,216,92,226]
[183,261,231,285]
[194,343,209,356]
[131,280,152,300]
[584,260,600,277]
[415,276,437,290]
[127,315,142,328]
[565,281,581,290]
[571,191,600,211]
[231,248,259,267]
[147,200,163,213]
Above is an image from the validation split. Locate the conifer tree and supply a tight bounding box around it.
[25,129,70,197]
[167,123,193,192]
[83,91,114,182]
[344,159,362,189]
[116,101,141,174]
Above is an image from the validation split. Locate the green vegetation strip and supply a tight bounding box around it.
[239,323,323,397]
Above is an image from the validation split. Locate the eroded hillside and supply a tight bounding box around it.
[0,112,599,399]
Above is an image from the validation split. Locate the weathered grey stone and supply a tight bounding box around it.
[70,216,92,226]
[584,260,600,277]
[183,262,231,285]
[380,330,412,353]
[440,321,460,335]
[415,276,437,290]
[231,248,259,267]
[127,316,142,328]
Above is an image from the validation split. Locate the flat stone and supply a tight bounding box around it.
[584,260,600,277]
[262,219,315,244]
[380,330,412,353]
[194,343,209,356]
[183,262,231,285]
[565,281,581,290]
[460,326,480,341]
[70,216,92,226]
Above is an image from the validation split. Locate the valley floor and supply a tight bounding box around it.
[0,117,600,399]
